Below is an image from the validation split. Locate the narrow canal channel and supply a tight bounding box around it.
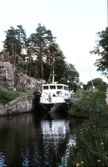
[0,111,85,167]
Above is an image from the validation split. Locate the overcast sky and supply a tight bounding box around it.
[0,0,107,84]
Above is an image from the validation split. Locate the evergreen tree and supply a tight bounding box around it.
[3,25,27,65]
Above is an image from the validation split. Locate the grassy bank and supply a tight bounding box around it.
[64,89,108,166]
[0,89,31,104]
[69,89,107,117]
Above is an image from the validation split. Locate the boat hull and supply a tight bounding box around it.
[41,102,68,113]
[49,103,68,113]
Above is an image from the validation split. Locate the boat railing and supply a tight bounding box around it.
[40,95,65,103]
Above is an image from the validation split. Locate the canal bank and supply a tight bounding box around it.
[0,95,34,116]
[0,62,43,116]
[64,90,108,167]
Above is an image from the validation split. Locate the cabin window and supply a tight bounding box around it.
[64,86,69,90]
[57,86,63,89]
[50,86,56,89]
[43,86,48,89]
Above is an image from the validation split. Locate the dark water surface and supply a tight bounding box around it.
[0,111,84,167]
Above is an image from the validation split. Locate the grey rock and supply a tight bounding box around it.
[0,62,42,92]
[0,95,34,116]
[0,62,45,115]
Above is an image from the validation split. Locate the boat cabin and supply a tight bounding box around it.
[41,83,71,101]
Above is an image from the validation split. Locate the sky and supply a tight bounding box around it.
[0,0,108,84]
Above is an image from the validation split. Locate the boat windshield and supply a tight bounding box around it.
[57,86,63,89]
[50,86,56,89]
[43,86,48,89]
[43,85,69,90]
[64,86,69,90]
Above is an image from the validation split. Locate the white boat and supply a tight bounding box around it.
[39,66,71,112]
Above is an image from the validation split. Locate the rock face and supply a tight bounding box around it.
[0,62,45,115]
[0,62,15,91]
[0,62,42,93]
[14,72,42,93]
[0,95,33,116]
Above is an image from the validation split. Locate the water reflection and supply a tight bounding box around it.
[31,112,70,167]
[0,112,85,167]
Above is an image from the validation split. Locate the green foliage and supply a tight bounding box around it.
[96,85,107,92]
[1,24,80,85]
[64,90,108,166]
[3,25,26,60]
[26,23,56,79]
[90,27,108,78]
[16,64,27,73]
[69,90,107,114]
[60,63,79,89]
[87,78,107,88]
[64,114,108,166]
[0,89,29,104]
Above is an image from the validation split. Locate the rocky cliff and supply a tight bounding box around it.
[0,62,42,92]
[0,95,33,116]
[0,62,44,115]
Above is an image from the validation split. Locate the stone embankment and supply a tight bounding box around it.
[0,95,34,116]
[0,62,44,115]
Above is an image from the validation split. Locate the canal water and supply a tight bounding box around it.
[0,111,85,167]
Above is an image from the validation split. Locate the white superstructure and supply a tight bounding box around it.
[39,65,71,112]
[40,83,71,105]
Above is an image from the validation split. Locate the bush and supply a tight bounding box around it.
[0,89,29,104]
[96,85,107,92]
[64,90,108,166]
[69,90,107,115]
[63,113,108,166]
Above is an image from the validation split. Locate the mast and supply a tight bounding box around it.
[51,65,56,84]
[107,0,108,27]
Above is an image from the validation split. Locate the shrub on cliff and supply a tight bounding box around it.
[0,89,29,104]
